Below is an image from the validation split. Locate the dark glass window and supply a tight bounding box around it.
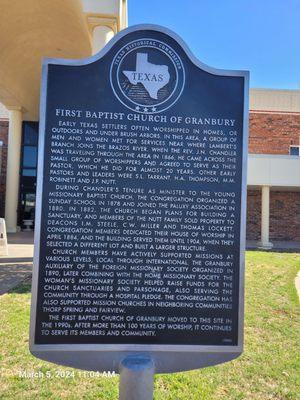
[20,192,36,220]
[22,168,36,177]
[0,140,3,176]
[24,122,39,146]
[23,146,37,168]
[18,121,39,227]
[289,146,300,156]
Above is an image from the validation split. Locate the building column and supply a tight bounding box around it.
[5,108,23,233]
[92,26,114,55]
[258,185,273,249]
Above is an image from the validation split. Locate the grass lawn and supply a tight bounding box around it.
[0,251,299,399]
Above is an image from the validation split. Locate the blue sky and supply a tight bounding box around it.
[128,0,300,89]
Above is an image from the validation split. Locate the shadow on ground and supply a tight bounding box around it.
[0,263,32,295]
[8,280,32,294]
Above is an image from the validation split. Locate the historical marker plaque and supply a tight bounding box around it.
[30,24,249,372]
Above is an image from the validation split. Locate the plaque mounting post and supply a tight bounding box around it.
[119,355,155,400]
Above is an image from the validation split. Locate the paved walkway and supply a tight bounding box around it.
[247,240,300,252]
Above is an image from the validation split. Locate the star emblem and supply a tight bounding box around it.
[151,107,156,112]
[143,107,148,112]
[135,106,140,111]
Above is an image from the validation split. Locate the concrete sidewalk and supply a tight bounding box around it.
[247,240,300,252]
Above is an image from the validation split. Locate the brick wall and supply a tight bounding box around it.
[270,191,300,241]
[249,112,300,154]
[247,190,300,241]
[0,120,8,217]
[246,190,261,240]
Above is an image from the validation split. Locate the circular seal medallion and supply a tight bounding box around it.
[110,38,185,114]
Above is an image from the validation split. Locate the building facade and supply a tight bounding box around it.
[247,89,300,247]
[0,1,299,248]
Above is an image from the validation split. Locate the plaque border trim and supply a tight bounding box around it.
[29,24,249,373]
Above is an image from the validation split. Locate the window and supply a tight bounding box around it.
[23,146,37,168]
[24,122,38,146]
[22,168,36,177]
[0,140,3,175]
[289,145,300,156]
[18,121,39,227]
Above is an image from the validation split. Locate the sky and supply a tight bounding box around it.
[128,0,300,89]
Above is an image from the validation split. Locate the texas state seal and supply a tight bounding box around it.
[110,38,185,114]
